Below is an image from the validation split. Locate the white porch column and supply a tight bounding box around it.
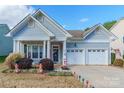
[63,40,67,66]
[43,41,46,58]
[13,40,16,52]
[16,40,20,52]
[47,40,50,58]
[14,40,20,52]
[20,42,24,54]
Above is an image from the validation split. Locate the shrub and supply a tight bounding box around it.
[39,58,54,70]
[4,52,24,69]
[113,59,124,67]
[15,58,33,69]
[111,53,115,64]
[61,65,70,70]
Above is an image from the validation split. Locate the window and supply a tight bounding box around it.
[102,50,105,52]
[32,45,38,58]
[93,50,96,52]
[79,50,83,52]
[27,46,31,58]
[39,46,43,58]
[71,50,74,52]
[24,44,27,57]
[97,50,100,52]
[88,50,91,52]
[67,50,70,52]
[75,49,78,52]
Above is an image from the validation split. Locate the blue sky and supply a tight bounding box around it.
[32,5,124,30]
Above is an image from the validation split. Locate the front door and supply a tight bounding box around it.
[52,45,60,63]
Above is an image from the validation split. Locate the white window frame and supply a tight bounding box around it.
[27,44,43,60]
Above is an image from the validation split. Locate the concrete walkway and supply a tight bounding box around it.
[69,65,124,88]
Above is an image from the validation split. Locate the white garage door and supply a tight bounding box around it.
[87,49,108,65]
[67,49,85,64]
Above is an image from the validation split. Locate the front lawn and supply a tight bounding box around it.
[0,56,7,64]
[0,64,82,88]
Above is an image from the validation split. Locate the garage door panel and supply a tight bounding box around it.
[87,49,108,65]
[67,49,85,64]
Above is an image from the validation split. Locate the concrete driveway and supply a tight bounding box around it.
[69,65,124,88]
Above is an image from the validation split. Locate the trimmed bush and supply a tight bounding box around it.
[111,53,115,64]
[15,58,33,69]
[4,53,24,69]
[113,59,124,67]
[61,66,70,70]
[39,58,54,70]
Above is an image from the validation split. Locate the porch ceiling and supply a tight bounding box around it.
[21,40,43,44]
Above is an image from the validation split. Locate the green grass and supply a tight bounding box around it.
[48,71,73,76]
[0,56,7,63]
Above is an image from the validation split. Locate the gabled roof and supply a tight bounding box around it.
[6,9,72,38]
[5,14,55,37]
[33,9,72,37]
[67,24,118,40]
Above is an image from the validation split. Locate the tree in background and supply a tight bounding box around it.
[103,20,117,30]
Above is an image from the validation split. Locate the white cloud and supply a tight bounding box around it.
[0,6,34,29]
[62,24,70,28]
[80,18,89,23]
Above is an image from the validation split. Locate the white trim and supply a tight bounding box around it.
[83,25,98,39]
[100,24,118,40]
[47,40,50,58]
[82,24,118,40]
[62,40,67,65]
[67,40,110,43]
[26,44,43,60]
[30,16,55,37]
[6,14,31,37]
[6,15,55,37]
[67,48,85,49]
[52,45,60,63]
[33,10,72,37]
[13,40,16,52]
[43,41,46,58]
[86,48,109,50]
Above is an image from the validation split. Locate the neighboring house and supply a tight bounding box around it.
[5,9,117,65]
[110,18,124,57]
[0,24,13,56]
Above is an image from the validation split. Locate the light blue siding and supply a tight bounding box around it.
[34,15,66,40]
[0,24,13,56]
[84,29,110,42]
[13,20,50,40]
[67,42,109,48]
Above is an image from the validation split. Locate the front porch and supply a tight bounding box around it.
[13,40,67,65]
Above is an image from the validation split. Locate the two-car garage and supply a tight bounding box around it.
[67,48,109,65]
